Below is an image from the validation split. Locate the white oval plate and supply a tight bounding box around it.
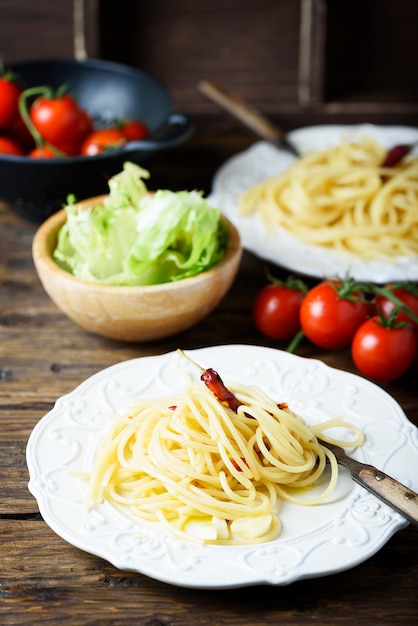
[26,345,418,589]
[210,124,418,282]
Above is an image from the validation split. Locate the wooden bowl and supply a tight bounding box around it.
[32,196,242,342]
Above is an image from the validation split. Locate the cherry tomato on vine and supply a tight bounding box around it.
[0,136,24,155]
[300,279,369,349]
[0,74,22,128]
[29,92,87,155]
[77,108,94,142]
[352,317,416,382]
[373,283,418,327]
[253,277,307,341]
[8,113,34,152]
[121,120,150,141]
[80,127,127,156]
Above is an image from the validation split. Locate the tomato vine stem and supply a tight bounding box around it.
[18,86,64,156]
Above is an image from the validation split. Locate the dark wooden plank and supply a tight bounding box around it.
[326,0,418,104]
[1,520,417,624]
[0,0,99,64]
[98,0,302,114]
[0,0,76,64]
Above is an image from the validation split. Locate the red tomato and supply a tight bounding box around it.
[253,284,305,340]
[0,136,24,155]
[8,114,35,152]
[77,109,94,143]
[30,94,85,155]
[80,128,127,156]
[373,284,418,327]
[122,120,150,141]
[300,279,369,349]
[29,145,57,158]
[352,317,416,382]
[0,75,21,128]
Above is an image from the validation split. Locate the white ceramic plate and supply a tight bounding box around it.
[26,345,418,589]
[210,124,418,282]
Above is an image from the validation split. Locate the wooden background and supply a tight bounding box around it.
[1,0,418,131]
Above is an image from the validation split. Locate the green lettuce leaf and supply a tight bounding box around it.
[53,162,227,286]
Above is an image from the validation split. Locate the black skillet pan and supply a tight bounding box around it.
[0,58,194,222]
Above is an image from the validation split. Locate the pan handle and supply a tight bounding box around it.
[122,113,195,152]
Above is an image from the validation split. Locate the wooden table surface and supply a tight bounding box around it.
[1,132,417,625]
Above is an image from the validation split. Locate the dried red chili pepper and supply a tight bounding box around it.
[178,348,242,411]
[178,349,290,419]
[381,144,412,167]
[201,370,290,418]
[202,370,290,419]
[230,457,250,471]
[200,368,242,412]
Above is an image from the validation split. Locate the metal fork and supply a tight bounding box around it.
[317,438,418,526]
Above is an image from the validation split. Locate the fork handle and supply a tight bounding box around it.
[197,80,299,157]
[352,464,418,526]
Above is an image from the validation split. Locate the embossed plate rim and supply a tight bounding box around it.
[210,124,418,281]
[26,345,417,588]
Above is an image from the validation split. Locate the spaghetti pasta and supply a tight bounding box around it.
[86,379,364,545]
[239,135,418,259]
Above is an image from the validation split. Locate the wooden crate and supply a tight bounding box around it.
[1,0,417,128]
[97,0,418,126]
